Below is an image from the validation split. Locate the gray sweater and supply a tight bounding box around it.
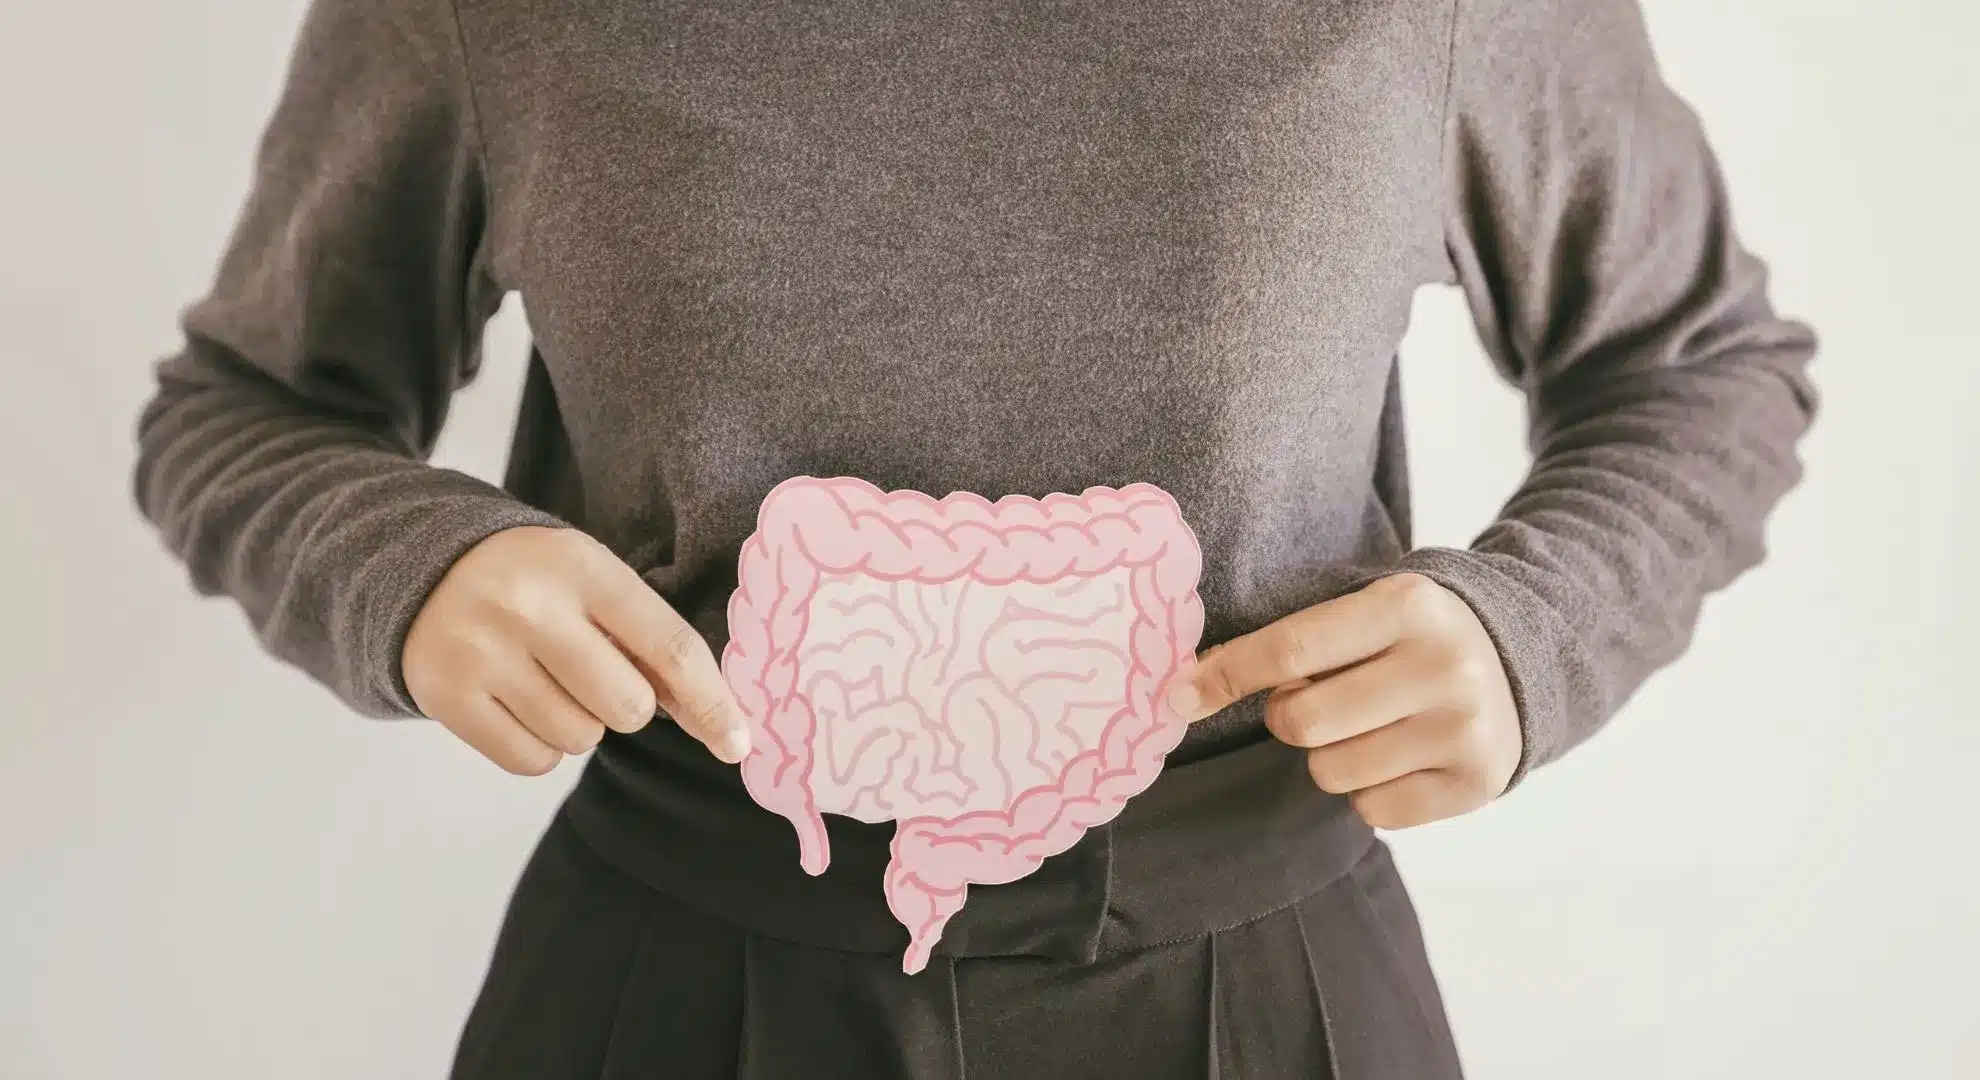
[134,0,1816,789]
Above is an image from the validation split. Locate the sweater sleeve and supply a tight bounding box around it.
[1369,0,1819,787]
[132,0,566,718]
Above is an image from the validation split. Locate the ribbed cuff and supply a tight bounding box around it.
[346,476,572,718]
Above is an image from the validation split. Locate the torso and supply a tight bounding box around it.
[457,0,1456,757]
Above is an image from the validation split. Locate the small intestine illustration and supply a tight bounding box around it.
[720,475,1206,973]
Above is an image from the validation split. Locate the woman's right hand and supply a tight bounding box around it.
[402,526,752,775]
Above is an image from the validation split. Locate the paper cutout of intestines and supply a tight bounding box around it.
[720,475,1206,973]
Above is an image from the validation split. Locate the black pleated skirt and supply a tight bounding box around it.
[449,797,1464,1079]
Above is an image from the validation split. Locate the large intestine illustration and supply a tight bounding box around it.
[720,475,1205,973]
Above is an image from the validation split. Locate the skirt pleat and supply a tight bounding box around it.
[951,936,1213,1080]
[593,882,746,1078]
[736,933,965,1080]
[1208,901,1339,1079]
[1290,843,1464,1080]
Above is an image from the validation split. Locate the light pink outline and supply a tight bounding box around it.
[721,475,1206,973]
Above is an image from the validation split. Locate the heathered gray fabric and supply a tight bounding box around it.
[134,0,1816,788]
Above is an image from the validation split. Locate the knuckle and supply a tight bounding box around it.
[1306,750,1352,795]
[618,684,659,729]
[661,622,705,668]
[494,579,567,625]
[1388,573,1452,631]
[1262,695,1294,741]
[687,695,737,735]
[1271,698,1317,747]
[468,572,530,619]
[569,721,606,754]
[1270,633,1312,677]
[410,634,497,695]
[1453,709,1501,763]
[1349,790,1404,830]
[1263,706,1295,747]
[1413,635,1473,689]
[1206,662,1242,709]
[565,530,617,576]
[504,745,562,777]
[561,663,654,733]
[1426,626,1498,696]
[1446,648,1494,695]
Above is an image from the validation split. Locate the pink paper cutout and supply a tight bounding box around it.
[720,475,1206,973]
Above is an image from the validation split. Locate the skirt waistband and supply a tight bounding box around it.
[561,720,1374,966]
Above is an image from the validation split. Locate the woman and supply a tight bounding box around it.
[133,0,1816,1076]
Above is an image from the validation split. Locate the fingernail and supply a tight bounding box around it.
[716,727,753,764]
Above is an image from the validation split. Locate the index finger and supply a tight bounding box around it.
[1167,584,1406,724]
[583,560,753,764]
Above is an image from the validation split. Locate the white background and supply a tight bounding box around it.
[2,1,1974,1077]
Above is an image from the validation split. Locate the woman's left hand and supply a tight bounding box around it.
[1165,573,1522,829]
